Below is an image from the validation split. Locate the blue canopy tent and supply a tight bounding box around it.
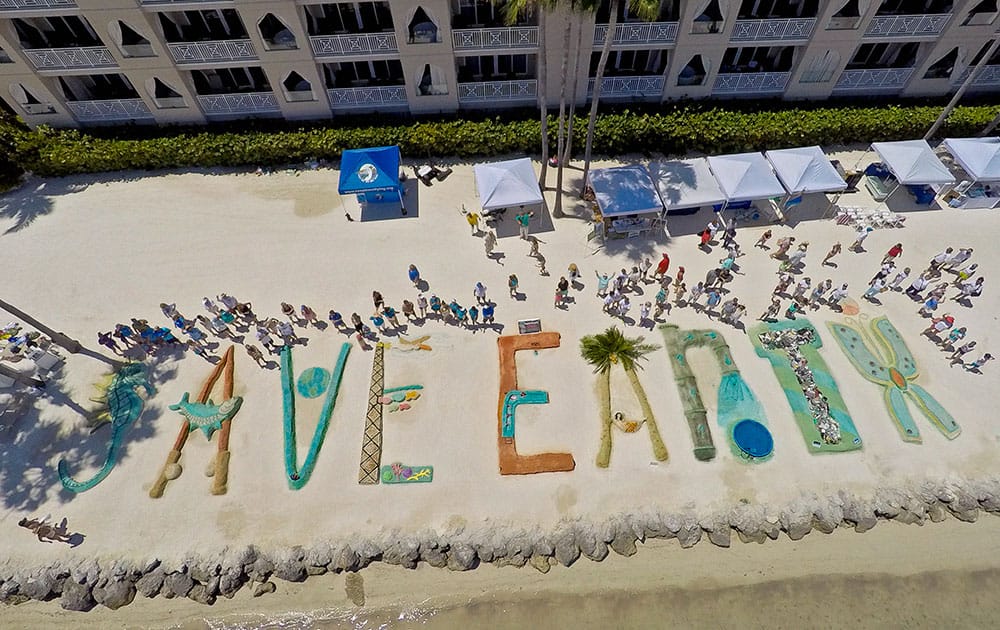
[338,145,406,213]
[588,165,664,239]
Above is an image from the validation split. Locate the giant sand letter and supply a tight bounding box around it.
[497,332,575,474]
[828,315,959,442]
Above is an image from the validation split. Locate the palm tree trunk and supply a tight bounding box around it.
[0,299,120,367]
[925,37,1000,140]
[627,366,668,461]
[596,368,613,468]
[537,6,549,189]
[580,0,622,195]
[562,14,584,164]
[554,9,574,217]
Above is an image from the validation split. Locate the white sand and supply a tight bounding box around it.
[0,152,998,605]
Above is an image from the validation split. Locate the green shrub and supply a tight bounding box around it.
[0,103,997,181]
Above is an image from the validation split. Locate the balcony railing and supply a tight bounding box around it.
[452,27,538,50]
[168,39,256,64]
[587,75,664,98]
[327,85,407,108]
[23,46,117,71]
[140,0,231,4]
[309,33,398,57]
[458,79,536,103]
[0,0,75,10]
[66,98,153,122]
[833,67,914,91]
[864,14,951,37]
[730,17,816,42]
[952,64,1000,86]
[712,71,790,94]
[593,21,678,46]
[197,92,280,115]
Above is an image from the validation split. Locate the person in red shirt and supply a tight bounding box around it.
[654,253,670,280]
[883,243,903,265]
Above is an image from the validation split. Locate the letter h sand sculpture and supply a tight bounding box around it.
[497,332,575,474]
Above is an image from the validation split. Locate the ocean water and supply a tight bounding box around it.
[201,568,1000,629]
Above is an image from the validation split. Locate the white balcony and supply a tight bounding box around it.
[953,65,1000,87]
[327,85,407,108]
[23,46,117,71]
[168,39,256,64]
[587,75,664,98]
[140,0,231,4]
[21,102,56,115]
[452,27,538,50]
[458,79,536,103]
[593,21,678,46]
[833,67,914,92]
[864,14,951,37]
[730,18,816,42]
[712,71,790,94]
[309,33,398,58]
[66,98,153,122]
[0,0,75,10]
[197,92,280,116]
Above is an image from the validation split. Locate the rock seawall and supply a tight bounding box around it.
[3,478,998,611]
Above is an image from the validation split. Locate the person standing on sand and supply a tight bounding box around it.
[408,264,421,287]
[516,210,534,239]
[653,253,670,280]
[372,291,384,310]
[329,310,345,330]
[889,267,911,291]
[770,236,794,260]
[883,243,903,265]
[699,228,712,249]
[965,352,993,371]
[674,281,686,305]
[97,331,120,354]
[508,274,519,298]
[474,282,488,305]
[245,344,266,367]
[483,230,497,257]
[640,257,653,280]
[755,230,772,249]
[759,298,781,321]
[301,305,318,325]
[416,294,428,319]
[466,210,481,235]
[401,300,416,321]
[528,236,540,257]
[704,289,721,318]
[905,273,931,297]
[482,302,495,325]
[596,271,610,297]
[828,284,849,310]
[849,227,873,252]
[822,242,842,266]
[950,341,977,362]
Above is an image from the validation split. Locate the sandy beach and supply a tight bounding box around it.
[0,149,998,623]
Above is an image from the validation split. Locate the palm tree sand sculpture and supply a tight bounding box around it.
[580,326,667,467]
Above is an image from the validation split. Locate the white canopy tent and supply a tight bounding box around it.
[765,146,847,194]
[870,140,955,185]
[707,152,786,203]
[649,158,727,214]
[473,158,544,210]
[941,137,1000,182]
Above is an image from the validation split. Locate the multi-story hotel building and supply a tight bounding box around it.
[0,0,996,128]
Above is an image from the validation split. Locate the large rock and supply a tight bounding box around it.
[93,579,136,610]
[528,554,551,574]
[841,494,878,533]
[217,569,246,599]
[187,583,216,606]
[383,537,421,569]
[447,543,478,571]
[135,567,165,598]
[553,528,581,567]
[333,545,360,572]
[609,530,638,557]
[20,570,59,601]
[706,526,731,548]
[272,547,307,583]
[248,556,274,582]
[60,578,96,612]
[253,581,276,598]
[163,571,194,599]
[419,541,449,569]
[305,542,335,569]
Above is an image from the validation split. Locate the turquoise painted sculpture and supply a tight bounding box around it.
[169,392,242,439]
[660,325,772,462]
[501,390,549,439]
[282,343,351,490]
[58,363,154,493]
[827,315,959,442]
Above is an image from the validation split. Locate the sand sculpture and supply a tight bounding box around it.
[58,363,154,493]
[281,343,351,490]
[660,325,772,462]
[828,315,960,442]
[149,346,242,498]
[579,327,668,468]
[496,332,575,475]
[358,342,386,484]
[751,321,862,453]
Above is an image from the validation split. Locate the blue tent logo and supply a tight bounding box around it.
[358,163,378,184]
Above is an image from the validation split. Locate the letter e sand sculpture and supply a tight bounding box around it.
[497,332,575,474]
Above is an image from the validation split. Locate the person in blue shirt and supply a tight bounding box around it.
[408,264,421,287]
[469,305,479,325]
[481,302,495,324]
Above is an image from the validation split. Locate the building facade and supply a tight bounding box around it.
[0,0,997,128]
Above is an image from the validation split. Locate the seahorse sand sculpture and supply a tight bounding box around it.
[281,343,351,490]
[750,320,862,453]
[149,346,242,498]
[496,332,575,475]
[659,324,771,461]
[827,315,959,442]
[58,363,154,493]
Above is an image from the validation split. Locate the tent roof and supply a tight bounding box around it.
[473,158,543,210]
[588,165,663,217]
[649,158,727,212]
[941,137,1000,182]
[338,145,400,194]
[707,152,786,203]
[765,146,847,194]
[871,140,955,185]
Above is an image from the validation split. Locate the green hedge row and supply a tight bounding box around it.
[1,103,998,188]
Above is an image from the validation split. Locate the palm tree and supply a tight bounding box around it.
[503,0,550,188]
[580,326,667,467]
[580,0,659,194]
[0,298,120,367]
